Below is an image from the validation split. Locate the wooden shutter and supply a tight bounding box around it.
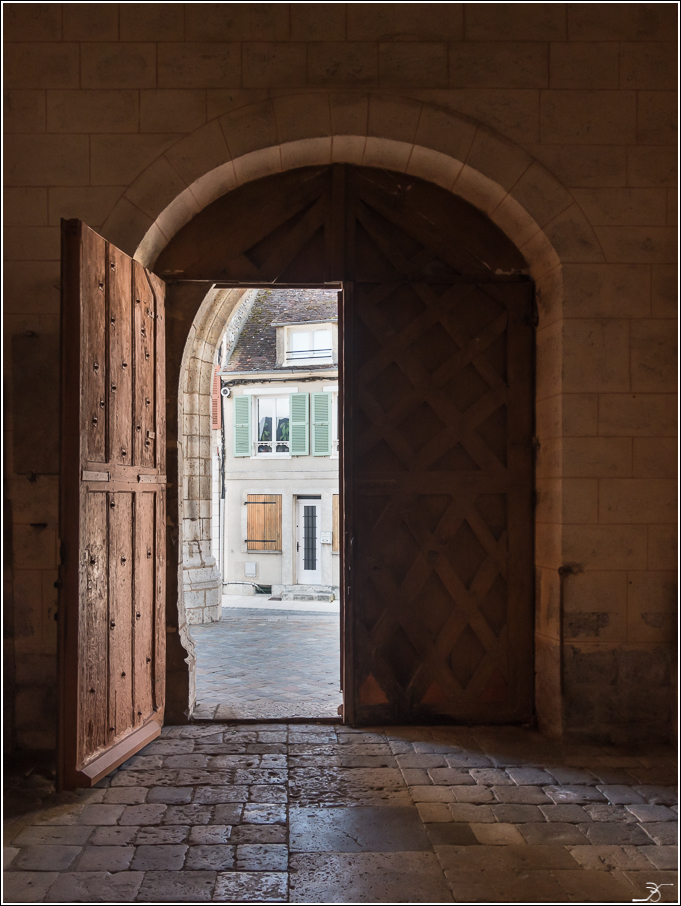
[312,392,332,456]
[333,494,339,552]
[246,494,282,551]
[290,392,309,456]
[233,395,251,457]
[212,368,222,430]
[59,220,166,789]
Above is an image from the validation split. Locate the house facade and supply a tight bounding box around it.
[218,289,340,604]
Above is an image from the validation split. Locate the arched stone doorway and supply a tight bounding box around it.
[158,163,537,726]
[177,285,258,624]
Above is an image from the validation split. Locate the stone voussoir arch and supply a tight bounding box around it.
[99,92,605,305]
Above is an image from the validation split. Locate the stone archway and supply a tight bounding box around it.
[164,282,261,719]
[178,286,259,627]
[102,95,602,730]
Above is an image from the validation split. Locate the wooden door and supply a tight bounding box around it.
[59,220,166,788]
[152,164,535,725]
[344,281,534,723]
[341,168,535,724]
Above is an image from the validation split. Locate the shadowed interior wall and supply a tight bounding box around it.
[4,2,677,750]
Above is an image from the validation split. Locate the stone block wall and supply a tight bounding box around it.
[4,2,677,750]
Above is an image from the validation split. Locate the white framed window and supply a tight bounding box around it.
[285,324,334,365]
[233,391,309,458]
[255,395,290,456]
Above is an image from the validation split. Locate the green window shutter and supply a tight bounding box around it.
[289,392,309,455]
[312,392,331,456]
[233,396,251,457]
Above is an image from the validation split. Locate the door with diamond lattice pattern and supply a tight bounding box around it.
[345,279,534,723]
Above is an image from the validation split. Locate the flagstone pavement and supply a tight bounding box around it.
[3,723,677,902]
[190,605,342,720]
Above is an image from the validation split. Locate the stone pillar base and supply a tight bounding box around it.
[183,557,222,624]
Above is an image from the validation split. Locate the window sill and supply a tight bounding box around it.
[252,454,292,460]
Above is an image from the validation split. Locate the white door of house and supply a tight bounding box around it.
[296,498,322,585]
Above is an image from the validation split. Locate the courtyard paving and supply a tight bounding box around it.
[191,603,342,721]
[3,724,677,902]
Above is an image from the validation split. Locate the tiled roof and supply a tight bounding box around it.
[223,288,338,373]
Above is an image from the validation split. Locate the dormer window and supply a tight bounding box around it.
[284,324,335,366]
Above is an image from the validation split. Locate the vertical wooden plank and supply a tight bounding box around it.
[108,244,133,466]
[81,228,107,463]
[274,495,282,551]
[133,491,154,726]
[256,496,264,550]
[108,492,133,741]
[504,283,535,716]
[247,495,254,551]
[154,487,166,715]
[260,497,268,551]
[151,269,166,718]
[326,163,346,281]
[153,271,166,476]
[59,219,82,790]
[78,491,109,766]
[133,261,156,469]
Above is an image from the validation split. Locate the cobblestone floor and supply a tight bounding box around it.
[191,607,342,720]
[3,724,677,902]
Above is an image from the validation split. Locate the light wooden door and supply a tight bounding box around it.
[59,220,166,789]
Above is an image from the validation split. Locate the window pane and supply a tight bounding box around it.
[276,418,289,442]
[290,331,309,352]
[276,396,289,448]
[258,398,273,442]
[313,329,331,352]
[303,505,317,570]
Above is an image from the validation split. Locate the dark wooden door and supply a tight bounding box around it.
[342,168,534,723]
[154,164,535,725]
[344,281,534,723]
[59,221,166,788]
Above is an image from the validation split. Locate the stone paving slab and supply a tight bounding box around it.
[190,607,342,720]
[3,724,678,903]
[289,851,454,903]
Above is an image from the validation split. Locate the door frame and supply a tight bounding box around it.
[174,280,350,717]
